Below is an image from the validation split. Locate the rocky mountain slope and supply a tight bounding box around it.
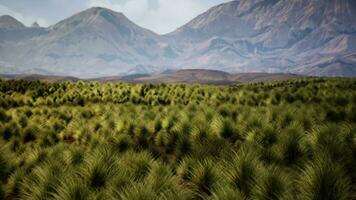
[167,0,356,76]
[0,0,356,77]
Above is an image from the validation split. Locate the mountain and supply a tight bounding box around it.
[0,15,25,30]
[0,15,47,68]
[167,0,356,76]
[1,0,356,77]
[31,22,40,28]
[0,15,45,41]
[0,7,175,77]
[170,0,356,42]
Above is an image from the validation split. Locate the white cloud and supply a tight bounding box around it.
[35,18,50,27]
[0,4,49,27]
[0,4,25,21]
[88,0,218,34]
[1,0,228,32]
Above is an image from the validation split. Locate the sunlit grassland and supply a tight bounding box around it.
[0,78,355,199]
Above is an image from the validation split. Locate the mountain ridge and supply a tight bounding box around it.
[0,15,25,30]
[166,0,356,76]
[1,0,356,77]
[0,7,175,78]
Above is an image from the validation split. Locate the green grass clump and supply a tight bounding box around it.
[0,185,4,200]
[0,77,355,199]
[0,121,20,141]
[0,150,13,182]
[298,155,352,200]
[224,144,262,196]
[251,167,291,200]
[19,161,64,199]
[209,186,245,200]
[53,178,90,200]
[186,159,221,198]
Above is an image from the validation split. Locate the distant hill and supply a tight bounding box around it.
[0,74,79,82]
[0,70,301,85]
[133,70,300,84]
[134,69,232,84]
[1,0,356,77]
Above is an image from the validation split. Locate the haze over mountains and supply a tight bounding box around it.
[1,0,356,78]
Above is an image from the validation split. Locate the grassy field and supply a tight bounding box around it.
[0,78,355,200]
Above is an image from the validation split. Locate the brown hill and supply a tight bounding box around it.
[0,74,79,82]
[1,70,301,85]
[134,70,300,84]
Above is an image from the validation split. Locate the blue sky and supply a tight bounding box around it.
[0,0,230,34]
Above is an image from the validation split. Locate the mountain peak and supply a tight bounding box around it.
[82,7,126,19]
[51,6,132,30]
[49,5,159,39]
[31,22,40,28]
[88,6,121,13]
[0,15,25,30]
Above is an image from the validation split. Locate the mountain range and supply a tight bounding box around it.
[1,0,356,78]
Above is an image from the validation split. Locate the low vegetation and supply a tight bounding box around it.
[0,78,355,199]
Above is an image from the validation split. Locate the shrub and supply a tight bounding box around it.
[117,183,159,200]
[176,157,196,182]
[209,186,245,200]
[144,163,192,199]
[113,134,131,152]
[52,173,91,200]
[297,155,352,200]
[224,144,262,196]
[119,151,154,181]
[325,108,346,122]
[0,185,4,200]
[18,115,28,128]
[0,108,11,122]
[251,167,291,200]
[247,125,277,149]
[22,126,37,143]
[1,121,20,141]
[274,127,304,166]
[189,159,220,197]
[210,117,238,141]
[19,161,64,200]
[175,136,192,158]
[0,150,13,182]
[81,148,119,190]
[308,125,353,165]
[70,149,85,165]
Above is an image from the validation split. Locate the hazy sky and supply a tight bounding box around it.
[0,0,229,34]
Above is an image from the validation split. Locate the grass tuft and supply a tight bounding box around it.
[297,155,352,200]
